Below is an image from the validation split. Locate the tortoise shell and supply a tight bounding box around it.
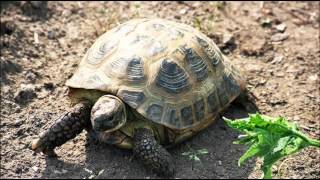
[66,18,245,130]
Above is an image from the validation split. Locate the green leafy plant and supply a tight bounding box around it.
[182,145,209,170]
[224,113,320,179]
[83,168,105,179]
[193,17,203,31]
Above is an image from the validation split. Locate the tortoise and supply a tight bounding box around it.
[31,18,257,176]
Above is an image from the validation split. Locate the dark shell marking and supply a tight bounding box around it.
[182,46,208,81]
[156,59,190,94]
[207,90,219,113]
[88,40,118,65]
[222,74,240,102]
[209,48,221,66]
[196,36,221,66]
[216,82,229,108]
[163,108,180,129]
[217,74,240,108]
[147,104,163,122]
[193,98,205,121]
[196,36,209,49]
[180,105,193,127]
[120,90,146,109]
[126,56,144,82]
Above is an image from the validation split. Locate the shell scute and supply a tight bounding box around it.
[180,105,194,127]
[146,103,164,123]
[193,98,205,121]
[182,46,209,81]
[162,107,181,129]
[119,90,146,109]
[155,59,190,94]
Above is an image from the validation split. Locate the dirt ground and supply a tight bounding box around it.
[1,1,319,179]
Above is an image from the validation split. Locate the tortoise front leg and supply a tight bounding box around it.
[133,128,175,177]
[31,100,92,157]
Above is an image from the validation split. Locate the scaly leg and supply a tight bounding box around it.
[133,128,175,177]
[31,101,92,157]
[234,89,260,113]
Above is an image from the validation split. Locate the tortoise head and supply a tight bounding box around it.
[91,94,127,133]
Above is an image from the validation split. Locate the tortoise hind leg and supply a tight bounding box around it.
[234,89,260,113]
[133,128,175,177]
[31,100,92,157]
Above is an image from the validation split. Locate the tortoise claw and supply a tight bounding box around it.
[31,101,92,156]
[31,137,57,157]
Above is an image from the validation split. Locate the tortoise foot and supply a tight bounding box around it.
[31,101,92,156]
[133,128,175,177]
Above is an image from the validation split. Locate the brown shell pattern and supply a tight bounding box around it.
[66,18,243,130]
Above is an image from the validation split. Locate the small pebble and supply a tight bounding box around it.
[271,33,289,42]
[270,54,284,64]
[179,9,187,15]
[0,20,16,35]
[276,23,286,33]
[222,33,235,45]
[14,119,23,127]
[44,82,55,91]
[47,30,57,39]
[261,18,272,27]
[25,71,37,83]
[15,166,23,174]
[32,166,39,172]
[14,84,37,103]
[308,74,318,81]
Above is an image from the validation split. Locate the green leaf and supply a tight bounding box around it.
[88,175,95,179]
[261,164,272,179]
[97,169,105,177]
[182,148,209,163]
[274,137,289,153]
[193,156,200,161]
[196,149,209,155]
[224,113,320,179]
[182,152,192,156]
[238,142,260,166]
